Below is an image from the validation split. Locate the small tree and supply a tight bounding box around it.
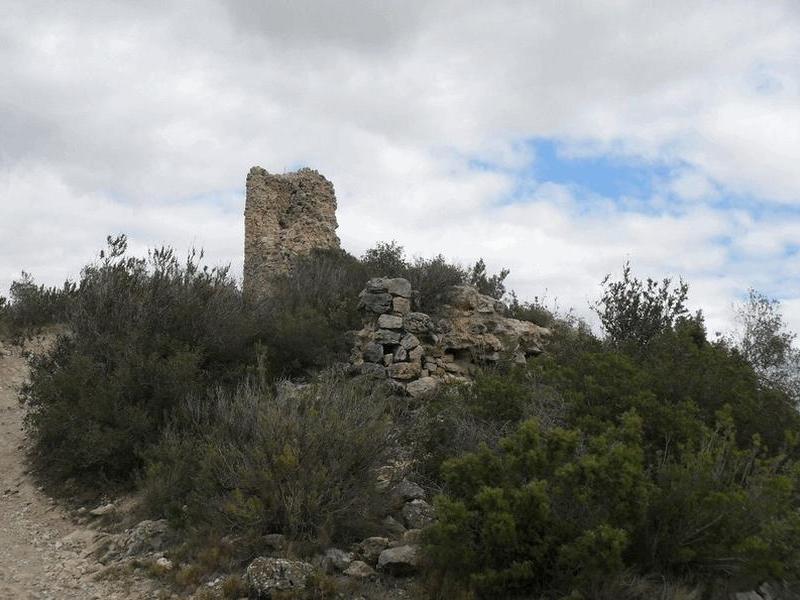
[361,240,408,277]
[593,262,689,350]
[730,289,799,403]
[467,258,510,300]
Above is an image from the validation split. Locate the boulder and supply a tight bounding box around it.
[246,557,315,597]
[442,285,504,313]
[378,313,404,329]
[122,519,170,557]
[382,515,407,535]
[322,547,353,572]
[358,363,386,378]
[403,312,434,334]
[400,334,420,350]
[385,278,412,298]
[359,292,392,314]
[402,499,435,529]
[406,377,438,398]
[388,361,421,381]
[402,529,423,545]
[344,560,376,579]
[377,545,420,576]
[392,296,411,314]
[89,502,115,517]
[358,537,390,564]
[365,277,390,292]
[391,479,426,506]
[408,345,425,363]
[393,346,408,361]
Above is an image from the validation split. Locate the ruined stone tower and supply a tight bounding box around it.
[243,166,340,298]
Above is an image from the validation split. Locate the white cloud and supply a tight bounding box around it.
[1,0,799,337]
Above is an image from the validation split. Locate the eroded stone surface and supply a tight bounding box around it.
[351,278,550,392]
[246,557,314,596]
[243,167,340,299]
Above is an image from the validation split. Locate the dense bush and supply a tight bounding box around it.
[727,289,800,404]
[24,236,255,484]
[17,235,800,597]
[361,241,509,310]
[425,413,652,598]
[593,261,689,350]
[425,412,800,599]
[259,249,367,376]
[142,373,393,546]
[0,272,75,338]
[408,368,567,487]
[421,266,800,598]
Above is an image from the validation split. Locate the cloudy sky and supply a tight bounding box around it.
[2,0,799,334]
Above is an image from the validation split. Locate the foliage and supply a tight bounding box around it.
[640,417,800,582]
[467,258,509,300]
[0,272,76,338]
[361,241,510,310]
[425,410,800,599]
[726,289,800,404]
[360,240,408,277]
[24,235,254,484]
[425,413,651,598]
[594,261,689,350]
[507,291,556,328]
[142,373,393,546]
[423,265,800,598]
[16,238,800,597]
[260,248,367,377]
[407,368,568,488]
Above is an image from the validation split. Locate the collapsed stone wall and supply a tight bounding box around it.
[351,277,550,396]
[243,166,340,299]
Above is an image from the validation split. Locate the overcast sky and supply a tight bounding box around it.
[2,0,800,334]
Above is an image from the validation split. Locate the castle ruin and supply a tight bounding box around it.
[243,166,340,298]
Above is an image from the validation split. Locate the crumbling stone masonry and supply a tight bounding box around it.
[351,277,550,397]
[243,166,340,299]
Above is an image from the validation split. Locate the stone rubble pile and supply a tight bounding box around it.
[351,277,550,394]
[243,477,432,596]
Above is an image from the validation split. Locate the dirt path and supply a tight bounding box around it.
[0,341,158,600]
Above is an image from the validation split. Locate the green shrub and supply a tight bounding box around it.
[361,241,510,310]
[24,235,255,485]
[142,373,393,547]
[0,272,76,338]
[466,258,509,300]
[425,412,800,599]
[407,368,566,487]
[594,261,689,351]
[425,413,651,598]
[260,249,367,376]
[640,418,800,583]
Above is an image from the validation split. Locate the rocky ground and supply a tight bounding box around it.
[0,339,161,600]
[0,337,427,600]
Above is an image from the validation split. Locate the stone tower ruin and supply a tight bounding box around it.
[243,166,340,298]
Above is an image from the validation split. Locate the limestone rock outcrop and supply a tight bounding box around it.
[246,556,315,597]
[243,166,340,299]
[351,277,549,393]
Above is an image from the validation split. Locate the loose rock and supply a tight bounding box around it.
[378,545,420,576]
[344,560,376,579]
[402,499,435,529]
[358,537,390,564]
[246,557,315,596]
